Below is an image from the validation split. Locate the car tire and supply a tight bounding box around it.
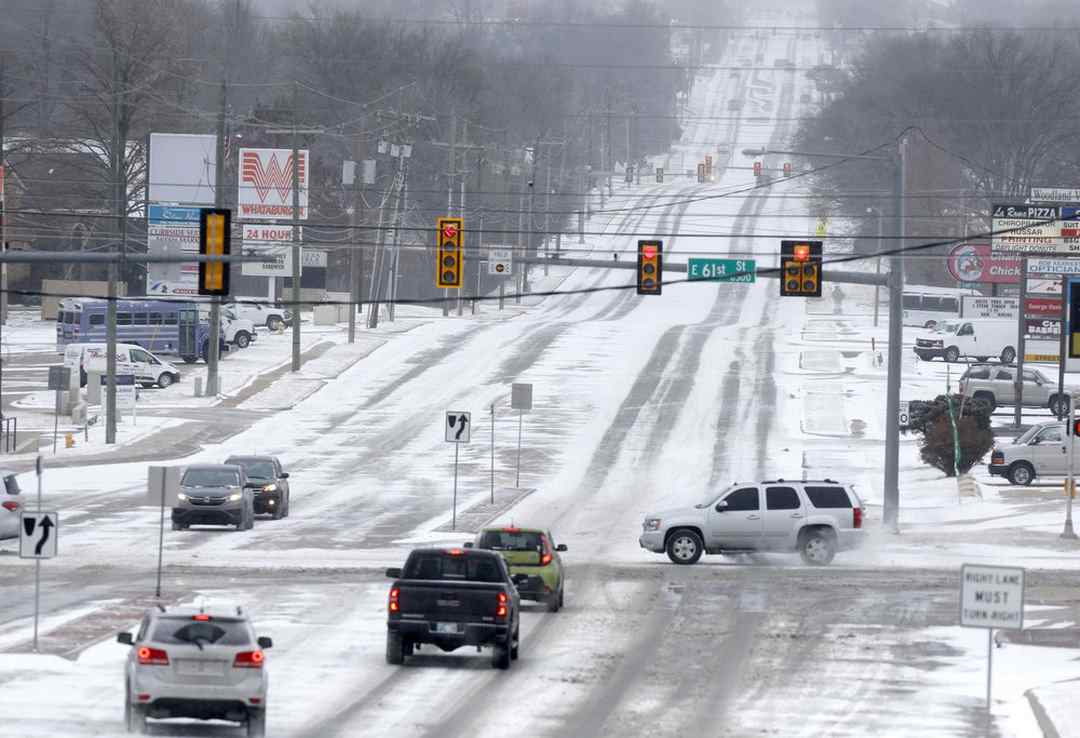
[944,346,960,363]
[386,630,405,665]
[972,392,996,412]
[799,528,837,565]
[1007,462,1035,486]
[157,373,174,389]
[924,320,937,329]
[235,331,251,349]
[492,641,511,670]
[124,693,147,734]
[546,589,561,613]
[510,628,520,660]
[665,528,704,565]
[975,356,989,363]
[1001,346,1017,364]
[247,708,266,738]
[284,494,290,517]
[267,316,283,332]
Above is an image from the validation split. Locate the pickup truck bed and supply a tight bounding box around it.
[386,548,521,669]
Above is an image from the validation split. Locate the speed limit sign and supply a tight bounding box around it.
[898,401,910,427]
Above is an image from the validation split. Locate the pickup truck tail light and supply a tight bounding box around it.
[137,646,169,666]
[495,591,508,619]
[389,587,400,613]
[853,507,863,529]
[233,650,264,669]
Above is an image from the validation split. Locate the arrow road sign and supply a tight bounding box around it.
[899,401,910,427]
[445,411,471,443]
[19,512,58,559]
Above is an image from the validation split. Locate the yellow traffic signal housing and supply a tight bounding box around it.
[780,240,822,297]
[198,208,231,296]
[637,240,663,295]
[436,217,464,288]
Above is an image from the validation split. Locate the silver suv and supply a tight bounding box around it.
[116,603,273,736]
[958,363,1072,415]
[172,464,255,531]
[639,479,865,565]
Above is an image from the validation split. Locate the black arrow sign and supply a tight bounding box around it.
[23,517,35,537]
[455,415,469,440]
[35,516,53,556]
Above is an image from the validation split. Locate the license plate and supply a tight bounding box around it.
[177,660,224,676]
[434,622,462,634]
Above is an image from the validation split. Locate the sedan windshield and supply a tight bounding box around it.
[182,469,240,487]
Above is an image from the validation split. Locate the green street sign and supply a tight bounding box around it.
[687,258,756,283]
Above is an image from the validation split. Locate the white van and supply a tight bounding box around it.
[912,319,1017,363]
[63,343,182,389]
[902,289,962,328]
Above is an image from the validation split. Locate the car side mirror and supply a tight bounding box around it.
[257,636,273,649]
[556,544,567,552]
[715,501,728,512]
[117,632,133,645]
[280,472,289,479]
[385,567,402,579]
[463,542,474,548]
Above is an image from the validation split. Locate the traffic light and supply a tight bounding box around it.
[436,217,463,288]
[198,208,231,296]
[637,240,662,295]
[783,162,792,177]
[753,161,762,177]
[779,240,823,297]
[656,167,664,184]
[1069,277,1080,359]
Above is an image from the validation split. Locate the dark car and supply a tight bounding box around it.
[385,548,521,669]
[172,464,254,531]
[224,455,291,519]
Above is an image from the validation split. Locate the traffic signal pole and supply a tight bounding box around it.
[291,83,301,372]
[1065,395,1077,539]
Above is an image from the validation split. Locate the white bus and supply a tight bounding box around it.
[901,286,968,328]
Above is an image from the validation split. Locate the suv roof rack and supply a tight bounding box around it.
[761,479,842,484]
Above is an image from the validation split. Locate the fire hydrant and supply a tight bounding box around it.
[64,432,75,449]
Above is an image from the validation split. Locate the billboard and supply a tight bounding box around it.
[238,148,308,220]
[991,203,1080,255]
[146,205,200,296]
[946,243,1019,284]
[148,133,216,205]
[960,296,1017,320]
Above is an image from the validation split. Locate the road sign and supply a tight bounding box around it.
[20,512,58,559]
[960,564,1024,630]
[511,383,533,411]
[47,366,70,391]
[445,411,471,443]
[991,203,1080,255]
[688,258,756,283]
[488,249,513,276]
[898,401,910,427]
[656,167,664,183]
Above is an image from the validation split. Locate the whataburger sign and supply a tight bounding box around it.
[238,148,309,220]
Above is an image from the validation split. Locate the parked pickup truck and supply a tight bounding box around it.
[385,548,521,669]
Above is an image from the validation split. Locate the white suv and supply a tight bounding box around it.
[117,604,273,736]
[639,479,865,566]
[225,300,292,331]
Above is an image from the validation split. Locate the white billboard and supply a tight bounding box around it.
[145,204,200,297]
[960,296,1018,320]
[148,133,217,205]
[238,148,308,221]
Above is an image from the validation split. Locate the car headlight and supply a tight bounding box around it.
[643,518,661,531]
[228,492,242,502]
[177,492,188,502]
[261,483,277,493]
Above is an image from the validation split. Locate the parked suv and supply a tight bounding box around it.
[172,464,255,531]
[225,301,292,332]
[639,479,865,566]
[224,455,291,519]
[959,363,1072,414]
[116,603,273,736]
[989,421,1077,486]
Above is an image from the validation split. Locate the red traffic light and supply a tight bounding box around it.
[441,222,459,240]
[753,161,762,176]
[793,244,811,262]
[642,245,657,260]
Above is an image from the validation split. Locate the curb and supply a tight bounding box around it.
[1026,689,1062,738]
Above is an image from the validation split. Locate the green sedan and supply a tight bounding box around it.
[468,526,567,612]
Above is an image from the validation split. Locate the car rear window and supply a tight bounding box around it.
[478,530,544,553]
[404,553,503,582]
[804,486,852,509]
[150,617,251,646]
[964,367,990,380]
[227,459,275,480]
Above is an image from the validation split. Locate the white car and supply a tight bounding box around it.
[0,471,24,541]
[639,479,865,565]
[117,603,272,736]
[196,306,256,350]
[64,343,182,389]
[225,300,292,332]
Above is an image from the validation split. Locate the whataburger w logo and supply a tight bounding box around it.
[238,148,308,220]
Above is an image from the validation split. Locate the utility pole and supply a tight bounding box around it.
[0,56,7,329]
[105,55,122,444]
[347,114,367,344]
[390,157,408,322]
[882,136,907,533]
[458,118,468,316]
[290,82,301,372]
[206,74,227,397]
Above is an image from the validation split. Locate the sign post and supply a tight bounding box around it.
[1066,396,1078,540]
[20,457,57,652]
[147,466,182,598]
[960,564,1025,713]
[511,383,533,488]
[47,367,70,455]
[445,411,471,530]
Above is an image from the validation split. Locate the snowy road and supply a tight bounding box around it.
[3,13,1080,738]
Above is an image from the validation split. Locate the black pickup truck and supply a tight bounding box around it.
[385,547,521,669]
